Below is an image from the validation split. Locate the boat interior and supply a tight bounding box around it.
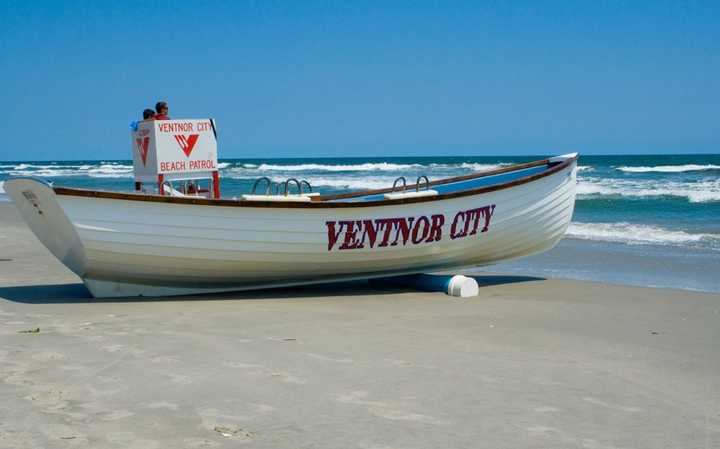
[241,155,573,203]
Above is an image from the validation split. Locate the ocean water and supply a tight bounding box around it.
[1,154,719,292]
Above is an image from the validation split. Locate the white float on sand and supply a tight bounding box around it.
[375,274,480,298]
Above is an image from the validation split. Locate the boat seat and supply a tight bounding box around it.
[383,190,438,200]
[165,186,187,197]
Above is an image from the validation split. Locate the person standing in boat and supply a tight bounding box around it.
[142,109,156,120]
[154,101,170,120]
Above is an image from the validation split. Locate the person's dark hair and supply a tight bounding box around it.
[155,101,168,113]
[143,109,156,120]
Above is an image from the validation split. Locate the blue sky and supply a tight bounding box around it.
[0,0,718,160]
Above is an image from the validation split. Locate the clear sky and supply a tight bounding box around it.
[1,0,718,160]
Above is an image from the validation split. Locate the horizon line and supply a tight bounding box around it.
[1,152,719,163]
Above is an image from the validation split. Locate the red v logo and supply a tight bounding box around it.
[135,137,150,165]
[174,134,200,157]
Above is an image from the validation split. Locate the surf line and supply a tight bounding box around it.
[326,205,496,251]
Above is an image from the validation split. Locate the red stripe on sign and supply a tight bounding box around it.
[174,134,200,157]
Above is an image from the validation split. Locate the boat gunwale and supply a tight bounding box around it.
[49,156,577,209]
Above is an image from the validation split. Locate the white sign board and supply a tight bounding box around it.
[131,119,218,182]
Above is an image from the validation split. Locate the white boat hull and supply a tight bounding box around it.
[6,159,577,297]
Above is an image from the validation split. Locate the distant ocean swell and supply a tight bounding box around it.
[2,161,717,203]
[615,164,720,173]
[1,156,718,252]
[577,177,720,203]
[567,222,720,249]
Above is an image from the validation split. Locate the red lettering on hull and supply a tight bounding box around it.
[325,206,495,251]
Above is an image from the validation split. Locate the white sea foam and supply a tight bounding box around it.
[255,162,424,172]
[566,222,720,247]
[2,162,135,178]
[304,177,398,190]
[217,162,230,169]
[0,180,4,193]
[577,178,720,203]
[222,173,398,190]
[576,165,593,172]
[616,164,720,173]
[84,164,133,177]
[224,161,508,174]
[456,162,507,171]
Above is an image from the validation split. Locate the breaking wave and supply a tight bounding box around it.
[616,164,720,173]
[222,174,397,190]
[248,162,507,173]
[566,222,720,248]
[456,163,507,171]
[256,162,424,172]
[2,163,134,178]
[303,177,398,190]
[577,178,720,203]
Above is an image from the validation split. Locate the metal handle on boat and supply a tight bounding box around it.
[300,180,312,193]
[162,180,174,195]
[251,177,273,195]
[392,176,407,192]
[283,178,303,196]
[416,175,430,192]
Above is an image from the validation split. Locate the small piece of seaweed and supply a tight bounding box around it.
[18,327,40,334]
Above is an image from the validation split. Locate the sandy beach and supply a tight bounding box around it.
[1,201,719,448]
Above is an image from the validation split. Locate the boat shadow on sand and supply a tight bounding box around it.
[0,274,545,304]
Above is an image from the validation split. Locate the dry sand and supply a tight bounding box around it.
[0,202,719,448]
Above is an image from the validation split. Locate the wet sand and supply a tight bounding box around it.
[1,202,719,448]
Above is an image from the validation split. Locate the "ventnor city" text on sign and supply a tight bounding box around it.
[326,204,496,251]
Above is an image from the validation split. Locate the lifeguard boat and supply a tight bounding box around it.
[5,118,578,298]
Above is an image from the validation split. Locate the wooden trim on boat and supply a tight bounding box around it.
[53,156,577,209]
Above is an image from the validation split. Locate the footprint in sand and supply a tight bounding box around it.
[221,361,306,384]
[212,425,254,442]
[337,390,447,425]
[32,351,66,361]
[222,361,264,369]
[41,424,88,445]
[197,407,253,441]
[525,424,559,435]
[167,373,193,385]
[106,431,135,443]
[59,364,85,371]
[100,344,125,353]
[149,354,180,363]
[114,438,160,449]
[146,400,180,411]
[533,406,562,413]
[306,353,354,364]
[101,410,134,421]
[184,437,220,448]
[250,403,275,414]
[269,371,306,384]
